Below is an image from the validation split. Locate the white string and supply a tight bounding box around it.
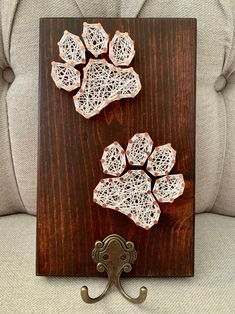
[51,62,80,91]
[93,170,161,229]
[147,144,176,176]
[73,59,141,119]
[58,30,86,65]
[126,133,153,166]
[82,22,109,57]
[93,133,185,230]
[51,22,141,119]
[101,141,126,176]
[153,174,185,203]
[109,31,135,66]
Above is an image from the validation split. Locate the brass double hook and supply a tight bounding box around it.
[81,234,147,304]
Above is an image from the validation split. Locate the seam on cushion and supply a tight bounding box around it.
[5,85,26,212]
[212,74,235,212]
[126,0,147,17]
[210,0,233,212]
[210,92,227,213]
[219,0,235,75]
[138,0,150,16]
[72,0,84,17]
[0,2,8,69]
[137,1,148,17]
[2,0,26,212]
[7,0,20,64]
[1,0,20,64]
[0,25,8,70]
[73,1,85,17]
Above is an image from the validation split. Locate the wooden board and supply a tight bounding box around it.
[37,18,196,277]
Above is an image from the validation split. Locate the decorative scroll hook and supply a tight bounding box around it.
[80,276,111,304]
[81,234,147,304]
[114,275,147,304]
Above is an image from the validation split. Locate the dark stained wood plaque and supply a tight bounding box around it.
[37,18,196,277]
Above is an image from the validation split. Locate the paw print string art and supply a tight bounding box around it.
[93,133,185,230]
[51,22,141,119]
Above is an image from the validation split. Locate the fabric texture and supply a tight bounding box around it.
[213,73,235,215]
[0,213,234,313]
[0,0,235,215]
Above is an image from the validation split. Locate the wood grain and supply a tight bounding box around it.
[37,18,196,277]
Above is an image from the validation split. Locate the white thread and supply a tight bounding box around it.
[153,174,185,203]
[93,170,161,229]
[73,59,141,119]
[58,30,86,65]
[126,133,153,166]
[51,22,141,119]
[101,141,126,176]
[82,22,109,57]
[51,62,80,91]
[147,144,176,176]
[109,31,135,66]
[93,133,185,230]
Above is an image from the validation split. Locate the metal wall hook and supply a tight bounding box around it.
[81,234,147,304]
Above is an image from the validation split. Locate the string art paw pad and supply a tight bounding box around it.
[51,22,141,118]
[73,59,140,118]
[126,133,153,166]
[93,133,185,230]
[94,170,161,229]
[57,31,86,65]
[81,22,109,57]
[101,141,126,176]
[109,31,135,66]
[147,144,176,176]
[153,174,185,203]
[51,62,81,91]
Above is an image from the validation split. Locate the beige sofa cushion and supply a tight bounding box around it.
[213,73,235,215]
[0,0,235,216]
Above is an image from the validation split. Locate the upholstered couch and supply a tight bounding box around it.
[0,0,234,313]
